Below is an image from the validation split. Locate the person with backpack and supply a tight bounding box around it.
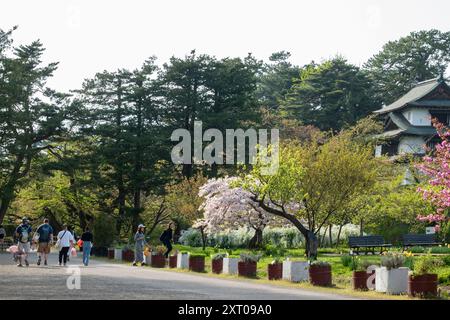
[132,224,147,267]
[35,218,53,266]
[15,218,32,267]
[160,222,174,258]
[80,227,93,266]
[56,224,74,266]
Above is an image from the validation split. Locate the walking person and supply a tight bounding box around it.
[132,224,147,267]
[80,227,93,266]
[57,224,74,266]
[160,222,174,258]
[0,225,6,251]
[15,218,32,267]
[35,218,53,266]
[66,225,76,262]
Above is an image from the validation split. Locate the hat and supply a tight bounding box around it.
[138,224,145,229]
[22,217,29,223]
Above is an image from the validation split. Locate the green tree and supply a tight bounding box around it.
[161,50,261,177]
[282,57,380,131]
[0,28,69,224]
[241,125,380,258]
[256,51,300,110]
[365,29,450,104]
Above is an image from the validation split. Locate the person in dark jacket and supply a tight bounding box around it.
[80,227,94,266]
[160,223,174,258]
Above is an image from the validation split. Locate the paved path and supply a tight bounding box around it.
[0,252,357,300]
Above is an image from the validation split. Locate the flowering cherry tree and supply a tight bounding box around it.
[198,177,284,248]
[416,120,450,231]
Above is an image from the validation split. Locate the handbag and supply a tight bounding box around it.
[33,232,40,242]
[55,230,67,249]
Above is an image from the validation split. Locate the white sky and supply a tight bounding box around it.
[1,0,450,92]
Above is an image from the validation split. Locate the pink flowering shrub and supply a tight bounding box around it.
[416,120,450,231]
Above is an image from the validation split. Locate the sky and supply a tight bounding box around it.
[1,0,450,92]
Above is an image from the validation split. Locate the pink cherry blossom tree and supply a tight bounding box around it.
[198,177,285,248]
[416,120,450,231]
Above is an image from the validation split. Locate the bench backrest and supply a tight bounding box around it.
[402,234,436,245]
[348,235,385,246]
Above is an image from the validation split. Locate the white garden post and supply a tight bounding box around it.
[282,260,309,282]
[114,248,122,260]
[375,267,409,294]
[177,252,189,269]
[223,257,239,275]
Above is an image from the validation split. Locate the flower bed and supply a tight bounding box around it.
[107,248,115,259]
[268,262,282,280]
[169,255,177,268]
[189,254,206,272]
[238,261,257,277]
[122,249,135,262]
[151,254,166,268]
[211,253,226,274]
[408,274,438,297]
[309,262,332,287]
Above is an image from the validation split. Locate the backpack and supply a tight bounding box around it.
[19,227,29,243]
[159,231,167,242]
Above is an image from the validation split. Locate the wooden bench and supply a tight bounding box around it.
[402,234,440,251]
[348,235,392,255]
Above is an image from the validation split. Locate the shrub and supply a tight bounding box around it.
[152,245,166,255]
[442,255,450,266]
[211,253,226,261]
[240,252,262,263]
[340,255,353,267]
[310,260,331,267]
[190,253,206,258]
[413,255,444,276]
[381,252,405,270]
[438,270,450,285]
[270,258,283,264]
[92,213,116,248]
[430,246,450,254]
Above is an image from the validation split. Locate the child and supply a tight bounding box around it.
[7,245,23,265]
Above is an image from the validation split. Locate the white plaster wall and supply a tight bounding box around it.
[398,136,426,154]
[402,108,431,126]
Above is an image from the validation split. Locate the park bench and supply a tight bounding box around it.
[402,234,440,251]
[348,235,392,255]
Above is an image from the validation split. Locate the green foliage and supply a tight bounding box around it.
[381,252,405,270]
[240,252,262,263]
[310,260,331,267]
[92,214,117,247]
[211,253,226,261]
[190,253,206,258]
[413,254,444,276]
[365,29,450,105]
[282,56,381,131]
[152,245,166,255]
[263,244,287,258]
[340,255,353,268]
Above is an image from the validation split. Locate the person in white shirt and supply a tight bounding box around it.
[57,224,74,266]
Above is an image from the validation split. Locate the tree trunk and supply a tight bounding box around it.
[248,228,263,249]
[328,224,333,247]
[360,219,364,236]
[336,223,344,247]
[199,227,207,251]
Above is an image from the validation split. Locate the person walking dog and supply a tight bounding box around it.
[132,224,147,267]
[160,222,174,258]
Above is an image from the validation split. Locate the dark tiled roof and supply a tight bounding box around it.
[374,78,447,114]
